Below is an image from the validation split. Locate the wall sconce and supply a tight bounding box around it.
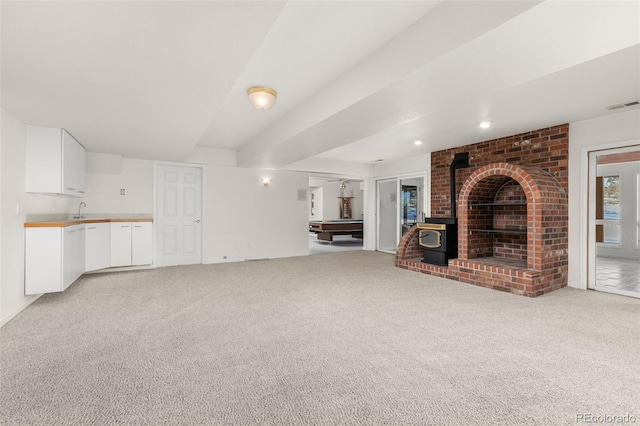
[261,178,271,187]
[247,86,277,110]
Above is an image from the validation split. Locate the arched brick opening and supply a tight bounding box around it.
[396,162,568,297]
[450,163,568,296]
[457,163,546,270]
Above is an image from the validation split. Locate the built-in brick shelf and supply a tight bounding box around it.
[396,162,568,297]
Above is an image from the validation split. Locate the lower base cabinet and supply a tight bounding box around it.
[109,222,153,267]
[86,223,110,271]
[132,222,153,265]
[25,224,85,295]
[110,223,133,267]
[25,219,153,295]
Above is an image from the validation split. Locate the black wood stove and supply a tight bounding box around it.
[418,218,458,266]
[420,152,469,266]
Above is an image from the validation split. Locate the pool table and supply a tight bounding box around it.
[309,219,363,242]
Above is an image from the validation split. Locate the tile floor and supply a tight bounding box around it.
[595,256,640,295]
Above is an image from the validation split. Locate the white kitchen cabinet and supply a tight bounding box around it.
[110,223,133,267]
[86,223,111,271]
[110,221,153,267]
[25,224,85,295]
[63,225,85,289]
[25,125,86,197]
[25,218,152,295]
[132,222,153,265]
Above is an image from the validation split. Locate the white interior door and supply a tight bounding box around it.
[156,164,203,266]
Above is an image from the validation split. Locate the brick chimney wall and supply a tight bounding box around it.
[396,124,569,297]
[430,124,568,218]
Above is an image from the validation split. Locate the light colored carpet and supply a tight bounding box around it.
[1,251,639,425]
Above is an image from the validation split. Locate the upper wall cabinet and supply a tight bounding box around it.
[25,125,86,197]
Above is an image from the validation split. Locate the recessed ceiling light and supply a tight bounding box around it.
[479,120,492,129]
[414,139,423,146]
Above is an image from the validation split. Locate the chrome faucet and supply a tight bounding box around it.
[74,202,86,219]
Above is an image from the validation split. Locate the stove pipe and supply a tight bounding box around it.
[450,152,470,218]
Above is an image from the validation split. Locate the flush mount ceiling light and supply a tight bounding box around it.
[247,86,277,110]
[479,120,492,129]
[414,139,423,146]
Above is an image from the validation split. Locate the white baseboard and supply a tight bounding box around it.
[0,293,43,328]
[83,264,156,274]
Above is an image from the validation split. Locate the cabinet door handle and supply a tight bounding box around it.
[121,225,130,228]
[134,225,143,228]
[88,226,97,229]
[194,219,200,223]
[65,187,76,191]
[78,191,85,194]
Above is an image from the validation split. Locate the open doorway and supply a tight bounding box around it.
[588,146,640,298]
[308,176,364,255]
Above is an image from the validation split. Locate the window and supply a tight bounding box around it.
[597,175,621,245]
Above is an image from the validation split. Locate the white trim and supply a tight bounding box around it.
[374,170,429,181]
[362,177,376,251]
[586,284,640,300]
[376,177,398,254]
[0,294,43,327]
[582,140,640,292]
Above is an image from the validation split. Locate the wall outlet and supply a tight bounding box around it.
[16,202,21,215]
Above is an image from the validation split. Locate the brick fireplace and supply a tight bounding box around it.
[396,124,569,297]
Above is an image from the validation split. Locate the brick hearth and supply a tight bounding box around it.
[396,125,569,297]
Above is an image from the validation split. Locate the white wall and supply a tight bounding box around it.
[374,153,430,177]
[282,157,374,178]
[184,146,237,167]
[1,109,76,326]
[202,166,310,262]
[85,158,311,263]
[568,109,640,289]
[83,154,153,214]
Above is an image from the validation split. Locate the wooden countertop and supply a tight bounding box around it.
[25,218,153,228]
